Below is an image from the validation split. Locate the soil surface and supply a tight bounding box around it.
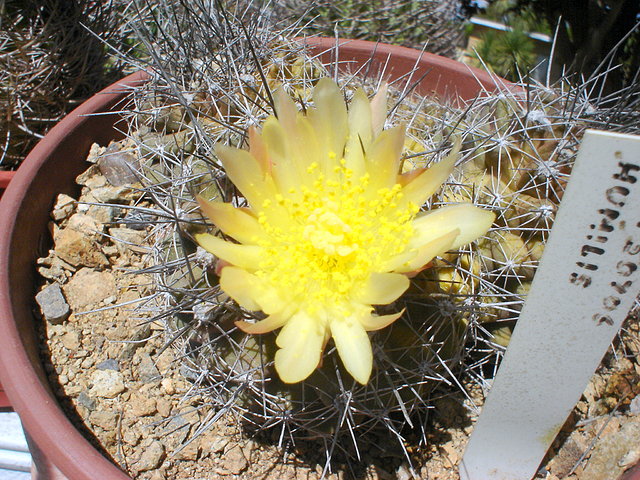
[35,143,640,479]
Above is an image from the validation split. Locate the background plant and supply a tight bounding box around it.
[272,0,477,58]
[0,0,153,170]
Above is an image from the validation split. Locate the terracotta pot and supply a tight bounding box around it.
[0,171,16,200]
[4,37,618,480]
[1,172,18,408]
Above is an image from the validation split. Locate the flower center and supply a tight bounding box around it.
[255,159,419,311]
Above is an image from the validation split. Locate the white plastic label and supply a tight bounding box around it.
[460,129,640,480]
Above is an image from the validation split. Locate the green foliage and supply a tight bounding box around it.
[512,0,640,90]
[471,28,536,80]
[469,0,546,81]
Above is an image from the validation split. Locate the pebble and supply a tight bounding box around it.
[123,428,141,446]
[89,410,119,430]
[135,441,165,472]
[51,194,76,221]
[98,149,140,186]
[122,210,156,230]
[224,445,248,475]
[61,331,81,350]
[91,185,134,204]
[86,204,116,224]
[129,392,157,417]
[89,369,126,398]
[161,378,175,395]
[96,359,120,371]
[138,354,161,383]
[54,227,108,268]
[77,391,97,410]
[63,268,117,310]
[176,441,199,461]
[35,283,70,324]
[156,398,172,418]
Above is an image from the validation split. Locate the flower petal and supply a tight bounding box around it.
[345,88,372,176]
[370,83,388,136]
[275,312,325,383]
[248,126,269,172]
[307,78,348,163]
[196,196,265,244]
[360,309,405,332]
[261,116,298,192]
[356,272,409,305]
[330,318,372,384]
[215,144,276,208]
[366,124,405,189]
[236,310,289,334]
[393,229,459,273]
[400,146,457,206]
[412,204,495,251]
[195,233,262,270]
[219,266,286,314]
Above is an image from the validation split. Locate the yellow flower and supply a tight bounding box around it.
[195,78,494,385]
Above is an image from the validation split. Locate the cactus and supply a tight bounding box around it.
[101,2,640,475]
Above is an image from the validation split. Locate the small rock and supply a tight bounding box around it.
[138,354,161,383]
[86,204,116,224]
[51,194,76,221]
[441,443,460,465]
[83,173,107,190]
[200,431,228,454]
[66,213,104,236]
[63,268,117,310]
[123,428,141,446]
[54,228,108,268]
[619,446,640,469]
[582,416,640,480]
[156,398,172,417]
[75,164,102,185]
[85,143,106,164]
[120,323,152,359]
[129,392,157,417]
[35,283,70,324]
[77,391,97,410]
[135,441,165,472]
[91,185,134,204]
[176,441,199,461]
[98,149,140,186]
[109,227,147,255]
[61,331,81,350]
[89,369,125,398]
[547,435,584,478]
[89,410,118,430]
[96,359,120,371]
[161,378,175,395]
[396,464,414,480]
[223,445,248,475]
[81,357,95,369]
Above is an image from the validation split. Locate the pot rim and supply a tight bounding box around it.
[0,37,515,480]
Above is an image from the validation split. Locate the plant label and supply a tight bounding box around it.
[460,129,640,480]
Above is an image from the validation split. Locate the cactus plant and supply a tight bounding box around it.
[85,2,640,475]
